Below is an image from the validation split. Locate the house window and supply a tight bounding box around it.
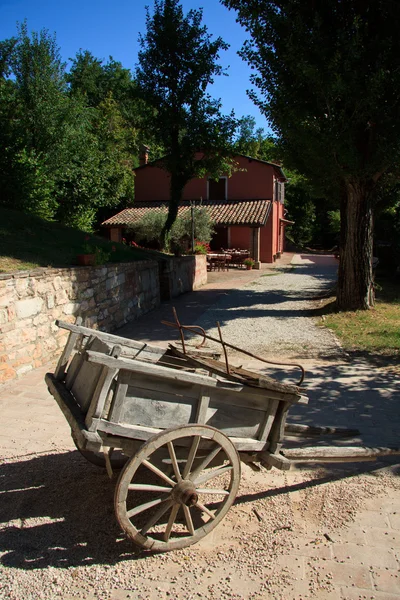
[208,177,227,201]
[275,181,285,203]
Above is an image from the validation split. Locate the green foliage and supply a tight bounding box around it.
[327,210,341,236]
[137,0,238,242]
[128,207,214,253]
[0,23,136,231]
[223,0,400,309]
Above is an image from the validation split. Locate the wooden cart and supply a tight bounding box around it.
[45,318,399,552]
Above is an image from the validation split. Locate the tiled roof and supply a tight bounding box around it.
[102,199,272,227]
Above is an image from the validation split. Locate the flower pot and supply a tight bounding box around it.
[77,253,96,266]
[246,265,253,270]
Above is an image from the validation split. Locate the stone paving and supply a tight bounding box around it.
[0,253,399,599]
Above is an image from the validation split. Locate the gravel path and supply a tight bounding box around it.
[194,255,341,360]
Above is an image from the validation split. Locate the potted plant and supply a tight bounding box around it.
[244,257,255,270]
[77,238,96,266]
[77,237,110,266]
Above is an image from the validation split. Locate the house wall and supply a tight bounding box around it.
[134,156,276,202]
[229,226,252,251]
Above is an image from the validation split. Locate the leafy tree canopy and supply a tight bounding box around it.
[222,0,400,309]
[137,0,238,243]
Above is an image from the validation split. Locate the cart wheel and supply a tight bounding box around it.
[71,431,128,470]
[114,424,241,551]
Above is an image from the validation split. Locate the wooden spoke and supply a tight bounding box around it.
[164,504,180,542]
[183,505,195,535]
[188,446,222,481]
[194,501,216,520]
[128,484,172,493]
[182,435,201,479]
[115,425,241,551]
[167,441,182,482]
[140,499,174,536]
[127,497,165,518]
[194,465,233,486]
[142,459,176,487]
[196,488,229,496]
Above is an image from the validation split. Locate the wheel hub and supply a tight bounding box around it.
[172,480,198,506]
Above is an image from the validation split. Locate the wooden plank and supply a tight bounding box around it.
[97,419,270,451]
[284,423,360,437]
[45,373,88,436]
[259,451,292,471]
[109,370,137,423]
[196,388,210,424]
[267,401,291,454]
[283,446,400,462]
[65,335,95,391]
[54,316,83,380]
[257,399,279,442]
[168,345,303,400]
[70,338,110,412]
[56,320,165,358]
[86,350,220,388]
[86,365,118,430]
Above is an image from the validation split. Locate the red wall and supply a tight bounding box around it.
[230,226,252,250]
[134,155,276,202]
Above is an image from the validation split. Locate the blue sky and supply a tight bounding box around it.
[0,0,271,131]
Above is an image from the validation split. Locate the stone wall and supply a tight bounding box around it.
[0,261,159,384]
[160,255,207,300]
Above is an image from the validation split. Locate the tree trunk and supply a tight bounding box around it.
[160,172,184,250]
[336,179,374,311]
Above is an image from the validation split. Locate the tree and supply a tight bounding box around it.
[0,23,136,230]
[137,0,237,247]
[222,0,400,309]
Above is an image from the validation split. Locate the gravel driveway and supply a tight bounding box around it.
[195,254,340,360]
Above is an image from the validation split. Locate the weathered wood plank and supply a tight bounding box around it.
[196,388,210,424]
[56,319,166,358]
[96,419,269,451]
[283,446,400,462]
[259,450,292,471]
[86,350,220,388]
[54,317,83,380]
[284,423,360,437]
[168,345,303,400]
[257,399,279,442]
[70,338,110,412]
[109,370,136,423]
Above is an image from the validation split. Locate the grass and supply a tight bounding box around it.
[0,207,168,273]
[322,275,400,359]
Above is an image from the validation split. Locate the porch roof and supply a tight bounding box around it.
[102,199,272,228]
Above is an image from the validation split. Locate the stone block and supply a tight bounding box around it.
[15,297,43,319]
[63,302,80,315]
[55,290,68,305]
[52,276,63,291]
[0,363,16,383]
[81,287,94,299]
[46,293,55,308]
[106,273,125,291]
[16,364,33,377]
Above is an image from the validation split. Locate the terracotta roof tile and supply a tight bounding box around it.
[102,199,272,227]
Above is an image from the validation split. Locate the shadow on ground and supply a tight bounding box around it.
[0,443,398,570]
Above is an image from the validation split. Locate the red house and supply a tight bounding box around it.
[102,151,290,266]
